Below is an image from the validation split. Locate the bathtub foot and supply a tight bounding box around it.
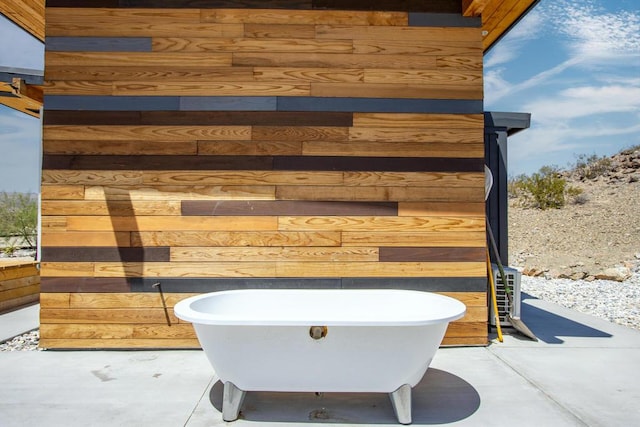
[222,381,246,422]
[389,384,412,425]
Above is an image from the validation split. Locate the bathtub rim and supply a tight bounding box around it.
[173,288,466,327]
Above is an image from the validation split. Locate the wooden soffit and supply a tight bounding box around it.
[0,0,45,42]
[464,0,539,51]
[0,78,43,118]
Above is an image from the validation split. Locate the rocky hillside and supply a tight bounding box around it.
[509,147,640,282]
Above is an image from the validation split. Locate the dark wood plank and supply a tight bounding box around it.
[42,155,483,172]
[41,247,171,262]
[46,0,312,7]
[313,0,461,13]
[274,156,484,172]
[379,247,485,262]
[42,155,274,170]
[182,200,398,216]
[43,111,353,126]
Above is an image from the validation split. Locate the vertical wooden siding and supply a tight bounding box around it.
[41,4,488,348]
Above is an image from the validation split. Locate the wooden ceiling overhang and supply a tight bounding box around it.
[0,0,538,118]
[463,0,540,51]
[0,77,43,118]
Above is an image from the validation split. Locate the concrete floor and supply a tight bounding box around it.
[1,295,639,426]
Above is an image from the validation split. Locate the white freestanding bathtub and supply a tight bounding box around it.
[174,289,466,424]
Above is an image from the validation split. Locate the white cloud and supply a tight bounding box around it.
[547,0,640,58]
[484,8,546,68]
[524,83,640,123]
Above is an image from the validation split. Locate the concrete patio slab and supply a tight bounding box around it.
[1,295,639,427]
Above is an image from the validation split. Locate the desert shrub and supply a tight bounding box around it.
[511,166,581,210]
[573,153,613,180]
[0,192,37,249]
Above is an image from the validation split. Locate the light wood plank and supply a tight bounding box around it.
[41,308,180,325]
[244,24,316,39]
[152,37,353,53]
[277,216,484,232]
[41,200,182,216]
[91,262,277,278]
[311,82,482,100]
[201,9,407,26]
[132,231,342,247]
[46,66,254,82]
[41,185,85,200]
[43,80,112,96]
[232,53,437,69]
[68,292,198,309]
[253,126,348,141]
[302,140,483,159]
[84,185,275,202]
[253,67,363,83]
[142,171,343,186]
[353,39,482,56]
[170,247,378,262]
[46,8,201,24]
[276,186,486,202]
[65,216,277,232]
[316,25,481,42]
[363,69,482,86]
[342,231,486,247]
[40,262,95,278]
[40,292,71,308]
[113,81,310,96]
[46,52,232,67]
[342,172,484,188]
[42,171,143,185]
[275,261,486,277]
[353,113,484,129]
[39,338,200,349]
[41,232,131,247]
[197,140,302,156]
[44,125,251,141]
[45,22,245,38]
[348,127,482,143]
[398,202,486,216]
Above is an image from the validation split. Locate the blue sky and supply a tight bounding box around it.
[485,0,640,176]
[1,0,639,193]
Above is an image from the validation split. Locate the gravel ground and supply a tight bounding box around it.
[522,273,640,330]
[0,330,41,352]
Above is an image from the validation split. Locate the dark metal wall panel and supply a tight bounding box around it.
[46,37,153,52]
[44,95,181,111]
[179,96,278,111]
[277,97,484,114]
[46,0,459,12]
[45,95,483,114]
[41,277,486,293]
[409,13,481,27]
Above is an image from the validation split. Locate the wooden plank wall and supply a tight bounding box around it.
[41,1,488,349]
[0,262,40,313]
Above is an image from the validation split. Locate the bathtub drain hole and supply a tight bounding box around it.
[309,326,328,340]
